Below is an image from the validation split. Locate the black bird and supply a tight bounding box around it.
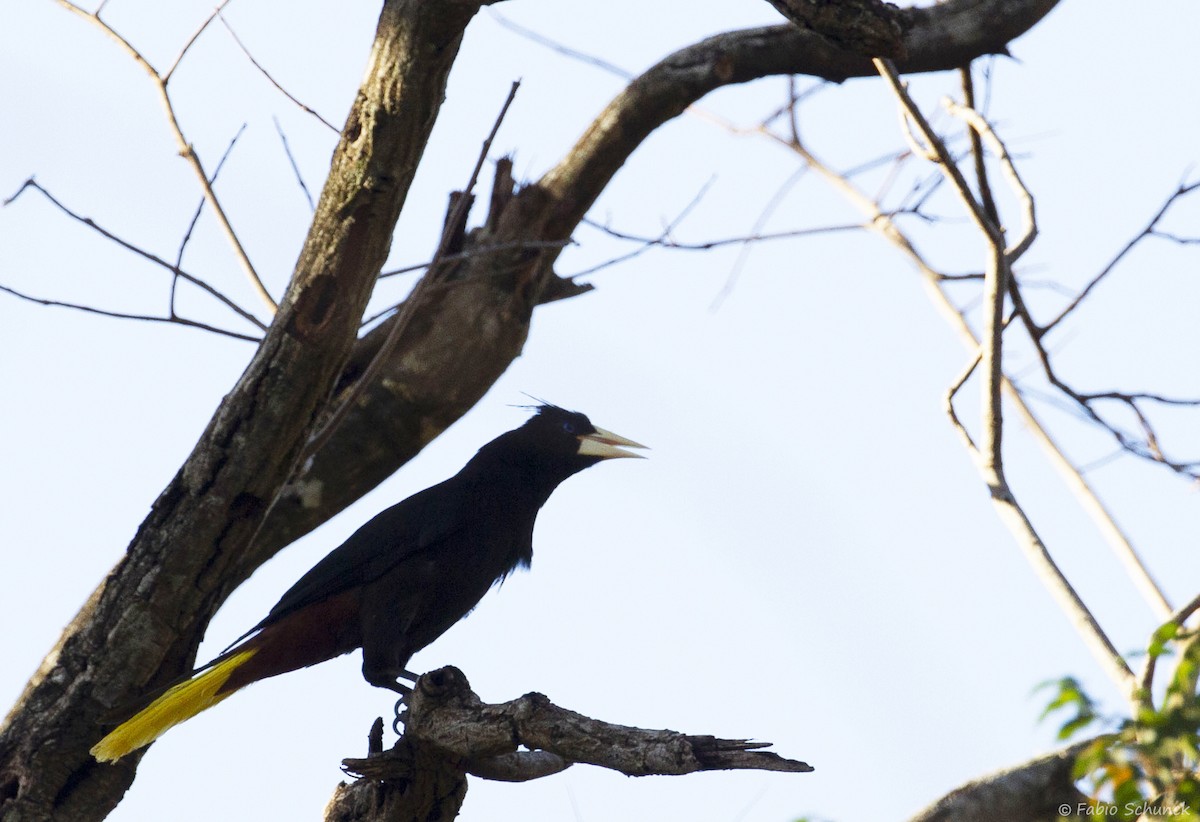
[91,404,645,762]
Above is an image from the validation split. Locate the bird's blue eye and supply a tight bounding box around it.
[561,421,576,434]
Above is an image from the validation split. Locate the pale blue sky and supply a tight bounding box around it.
[3,2,1199,821]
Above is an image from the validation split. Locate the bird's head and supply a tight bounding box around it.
[526,403,646,465]
[476,403,646,488]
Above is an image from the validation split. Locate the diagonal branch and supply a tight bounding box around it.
[0,4,488,820]
[0,6,1070,819]
[537,0,1061,241]
[4,178,266,333]
[172,123,249,320]
[56,0,278,314]
[1043,178,1200,335]
[302,81,521,462]
[873,57,1137,701]
[220,13,340,133]
[330,667,809,819]
[789,128,1176,627]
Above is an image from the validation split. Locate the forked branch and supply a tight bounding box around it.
[872,58,1138,701]
[328,667,810,821]
[56,0,277,314]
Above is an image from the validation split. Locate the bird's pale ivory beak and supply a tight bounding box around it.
[577,427,648,460]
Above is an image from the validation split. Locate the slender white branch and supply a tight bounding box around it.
[872,58,1138,702]
[943,100,1037,263]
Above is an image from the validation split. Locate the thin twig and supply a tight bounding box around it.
[960,66,1000,228]
[1043,179,1200,334]
[943,351,982,452]
[274,116,316,211]
[712,166,808,309]
[6,178,266,332]
[583,219,869,252]
[1083,391,1200,407]
[0,283,260,342]
[874,60,1003,247]
[56,0,278,314]
[377,240,573,280]
[489,9,633,80]
[361,239,573,328]
[568,178,717,279]
[163,0,233,82]
[221,14,339,133]
[943,99,1036,263]
[1138,592,1200,699]
[783,94,1177,628]
[173,123,249,319]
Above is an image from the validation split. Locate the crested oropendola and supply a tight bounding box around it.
[90,404,645,762]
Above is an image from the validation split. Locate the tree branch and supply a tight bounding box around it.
[538,0,1060,240]
[908,744,1090,822]
[759,0,905,59]
[0,4,1067,819]
[0,3,486,819]
[328,667,810,820]
[252,0,1060,582]
[874,57,1137,702]
[57,0,278,315]
[3,178,265,333]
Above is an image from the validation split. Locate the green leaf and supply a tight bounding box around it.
[1058,712,1098,740]
[1149,622,1180,659]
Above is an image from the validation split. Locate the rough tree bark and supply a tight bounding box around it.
[0,1,486,818]
[907,744,1091,822]
[325,667,811,821]
[0,1,1063,821]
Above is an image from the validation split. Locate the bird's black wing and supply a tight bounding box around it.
[227,475,482,647]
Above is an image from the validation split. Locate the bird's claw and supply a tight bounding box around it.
[391,692,409,736]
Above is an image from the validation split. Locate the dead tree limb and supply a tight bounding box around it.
[0,2,487,819]
[907,744,1090,822]
[327,667,811,821]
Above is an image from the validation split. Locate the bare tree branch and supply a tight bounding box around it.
[583,216,868,253]
[759,0,905,59]
[172,123,250,321]
[908,744,1090,822]
[1043,179,1200,335]
[0,283,259,342]
[327,667,810,820]
[3,178,266,333]
[221,13,340,133]
[789,122,1179,626]
[56,0,278,314]
[353,667,811,779]
[873,57,1138,701]
[537,0,1061,241]
[0,5,1069,819]
[0,3,489,819]
[490,9,633,80]
[713,166,808,307]
[302,80,522,463]
[273,117,318,212]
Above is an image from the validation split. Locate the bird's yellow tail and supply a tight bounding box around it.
[90,649,257,763]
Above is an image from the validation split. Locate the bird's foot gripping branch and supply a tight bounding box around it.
[330,666,811,820]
